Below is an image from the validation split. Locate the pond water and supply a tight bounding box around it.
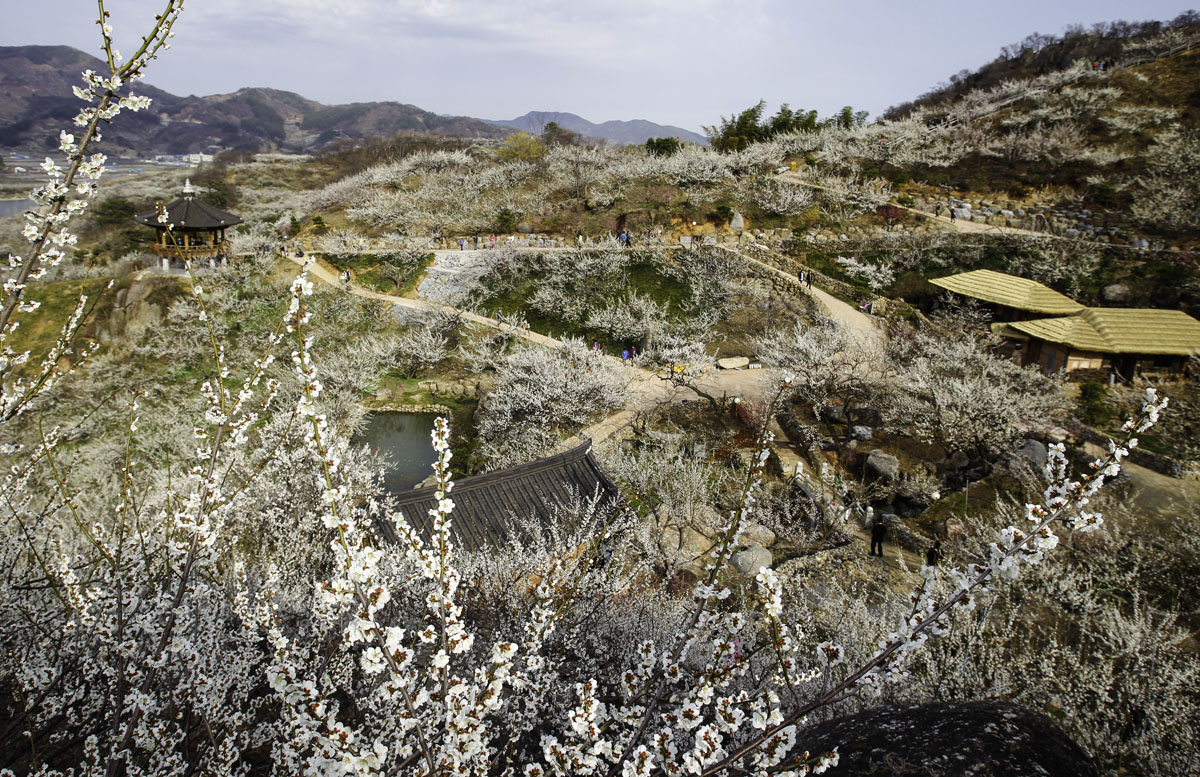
[353,412,440,492]
[0,200,28,220]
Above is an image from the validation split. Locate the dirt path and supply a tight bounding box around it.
[284,250,679,451]
[283,251,634,368]
[287,246,886,461]
[1081,440,1200,526]
[717,244,884,347]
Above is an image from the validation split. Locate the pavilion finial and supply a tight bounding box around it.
[182,178,195,195]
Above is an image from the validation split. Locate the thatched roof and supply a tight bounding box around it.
[1009,308,1200,355]
[377,441,621,551]
[929,269,1084,315]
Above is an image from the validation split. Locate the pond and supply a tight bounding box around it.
[0,200,28,220]
[353,412,441,492]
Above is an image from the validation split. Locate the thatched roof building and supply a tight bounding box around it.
[1006,308,1200,376]
[377,441,621,551]
[929,269,1083,319]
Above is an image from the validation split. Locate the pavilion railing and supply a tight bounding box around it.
[148,241,231,260]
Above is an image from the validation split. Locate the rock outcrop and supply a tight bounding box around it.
[792,700,1097,777]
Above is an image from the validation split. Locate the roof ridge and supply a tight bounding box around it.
[392,440,595,504]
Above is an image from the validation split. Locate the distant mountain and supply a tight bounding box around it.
[0,45,509,155]
[0,46,707,155]
[487,111,709,146]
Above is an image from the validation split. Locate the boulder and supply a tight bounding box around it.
[1018,438,1048,471]
[515,221,533,234]
[936,517,968,540]
[818,405,849,425]
[740,521,777,548]
[717,356,750,370]
[865,449,900,481]
[658,525,714,561]
[1047,426,1070,444]
[848,405,883,425]
[730,545,772,576]
[851,425,873,441]
[791,701,1098,777]
[945,451,971,471]
[1102,283,1132,303]
[679,235,693,246]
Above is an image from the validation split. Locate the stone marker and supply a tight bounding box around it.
[717,356,750,370]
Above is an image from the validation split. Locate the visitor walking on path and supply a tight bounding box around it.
[869,516,887,557]
[806,272,813,290]
[949,207,957,224]
[621,348,630,367]
[925,541,942,567]
[496,310,504,328]
[458,237,465,250]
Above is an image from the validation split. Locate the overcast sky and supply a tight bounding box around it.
[3,1,1196,132]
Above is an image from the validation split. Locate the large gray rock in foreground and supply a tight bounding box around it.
[794,701,1097,777]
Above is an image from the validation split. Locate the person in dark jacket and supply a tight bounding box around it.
[925,540,942,567]
[870,517,887,557]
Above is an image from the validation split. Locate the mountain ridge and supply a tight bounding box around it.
[0,45,707,155]
[485,110,709,146]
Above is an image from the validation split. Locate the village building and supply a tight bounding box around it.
[928,269,1084,321]
[377,441,622,551]
[1003,307,1200,378]
[134,179,241,270]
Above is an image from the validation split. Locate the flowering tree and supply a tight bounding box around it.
[0,6,1185,777]
[890,331,1063,467]
[475,338,628,467]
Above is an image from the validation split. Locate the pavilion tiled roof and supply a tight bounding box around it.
[134,192,241,230]
[377,441,622,551]
[929,269,1084,315]
[1009,308,1200,355]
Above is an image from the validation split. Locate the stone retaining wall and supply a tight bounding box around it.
[1072,424,1186,478]
[368,402,454,415]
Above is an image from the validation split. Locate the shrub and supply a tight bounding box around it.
[496,131,546,163]
[1078,381,1114,425]
[494,207,518,233]
[644,136,682,156]
[92,197,137,225]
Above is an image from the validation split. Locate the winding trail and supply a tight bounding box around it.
[283,245,889,463]
[715,244,883,347]
[284,251,599,355]
[290,243,931,578]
